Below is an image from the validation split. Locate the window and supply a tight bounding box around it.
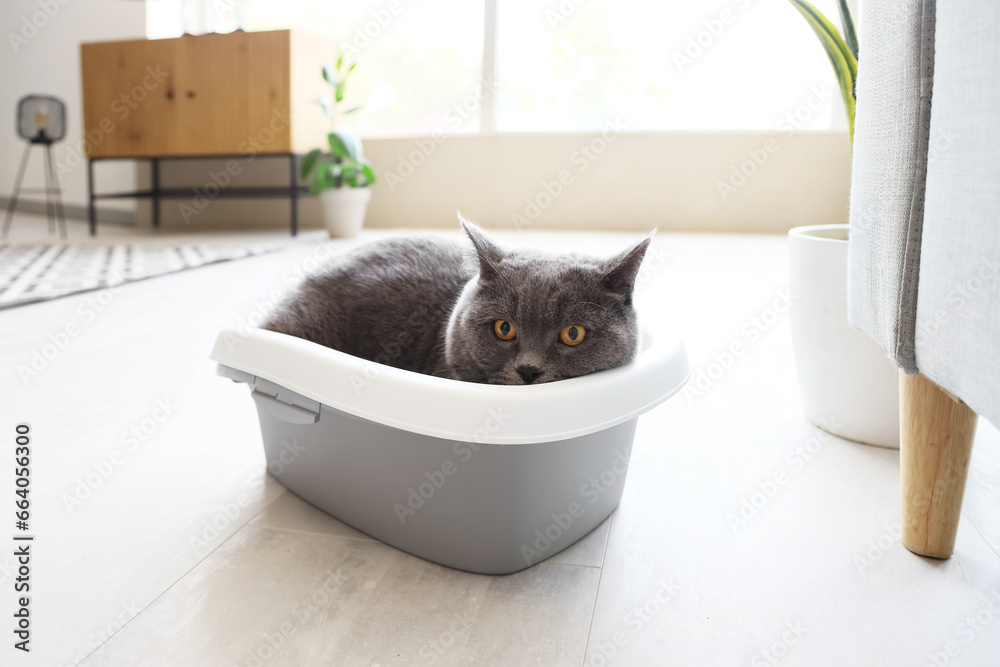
[496,0,844,133]
[147,0,848,135]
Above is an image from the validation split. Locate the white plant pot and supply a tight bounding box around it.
[317,187,372,238]
[788,224,900,449]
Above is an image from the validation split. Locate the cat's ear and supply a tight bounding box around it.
[459,212,504,281]
[602,232,655,300]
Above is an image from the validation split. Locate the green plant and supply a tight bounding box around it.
[301,130,376,192]
[302,55,375,192]
[788,0,858,144]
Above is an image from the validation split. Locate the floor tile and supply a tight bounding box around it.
[80,519,403,667]
[308,556,601,667]
[258,489,375,542]
[83,516,602,667]
[548,517,611,568]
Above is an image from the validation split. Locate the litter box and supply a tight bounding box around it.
[210,326,688,574]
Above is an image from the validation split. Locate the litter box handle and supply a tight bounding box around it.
[250,390,320,425]
[217,365,320,425]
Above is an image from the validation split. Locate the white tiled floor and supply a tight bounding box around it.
[1,217,998,666]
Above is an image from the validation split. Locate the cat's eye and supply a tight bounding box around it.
[494,319,516,340]
[560,325,586,346]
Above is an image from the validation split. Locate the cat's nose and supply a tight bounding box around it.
[516,365,543,384]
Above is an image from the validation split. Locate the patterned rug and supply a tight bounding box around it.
[0,242,289,309]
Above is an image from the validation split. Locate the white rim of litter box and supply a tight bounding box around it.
[210,325,689,445]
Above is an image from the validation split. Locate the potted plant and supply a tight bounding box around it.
[786,0,900,448]
[301,55,377,238]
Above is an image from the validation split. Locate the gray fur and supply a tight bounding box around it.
[264,219,651,384]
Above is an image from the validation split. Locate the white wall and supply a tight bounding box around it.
[361,131,852,233]
[0,0,146,222]
[147,131,851,234]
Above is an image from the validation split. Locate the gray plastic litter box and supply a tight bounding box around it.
[211,327,688,574]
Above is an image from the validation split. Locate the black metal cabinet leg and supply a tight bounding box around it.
[87,159,97,236]
[151,157,160,228]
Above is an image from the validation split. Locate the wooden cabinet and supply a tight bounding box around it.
[80,30,331,157]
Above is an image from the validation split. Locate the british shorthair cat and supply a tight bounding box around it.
[264,216,652,384]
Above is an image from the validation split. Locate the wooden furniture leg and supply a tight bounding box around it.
[900,371,979,558]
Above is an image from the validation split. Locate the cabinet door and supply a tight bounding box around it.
[81,38,180,158]
[174,30,293,155]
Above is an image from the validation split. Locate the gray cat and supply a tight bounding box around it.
[264,217,651,385]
